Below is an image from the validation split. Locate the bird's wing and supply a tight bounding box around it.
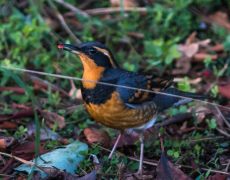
[116,71,173,105]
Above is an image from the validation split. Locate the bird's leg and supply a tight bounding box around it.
[108,132,122,159]
[137,133,144,175]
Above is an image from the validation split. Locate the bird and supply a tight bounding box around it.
[58,41,204,176]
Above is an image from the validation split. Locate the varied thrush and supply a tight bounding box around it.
[58,42,204,175]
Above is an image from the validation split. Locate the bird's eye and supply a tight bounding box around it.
[89,48,96,55]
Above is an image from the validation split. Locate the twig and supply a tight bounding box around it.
[0,174,14,178]
[189,136,225,143]
[0,152,50,175]
[225,160,230,172]
[56,12,81,44]
[54,0,89,18]
[216,128,230,138]
[85,7,147,15]
[214,105,230,128]
[48,0,81,44]
[0,152,34,166]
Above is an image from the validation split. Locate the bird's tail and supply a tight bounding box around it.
[153,88,206,111]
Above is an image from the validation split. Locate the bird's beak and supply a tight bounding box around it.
[57,44,81,55]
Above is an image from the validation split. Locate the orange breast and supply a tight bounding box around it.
[84,92,157,130]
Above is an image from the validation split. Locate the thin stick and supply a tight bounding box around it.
[85,7,147,15]
[54,0,89,18]
[216,128,230,138]
[215,105,230,128]
[1,66,229,112]
[48,0,81,44]
[0,152,49,175]
[0,174,15,178]
[189,136,225,143]
[0,152,34,166]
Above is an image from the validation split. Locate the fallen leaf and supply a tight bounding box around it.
[15,141,88,178]
[0,136,15,149]
[178,43,199,58]
[178,38,210,58]
[0,121,17,129]
[39,110,65,129]
[156,153,191,180]
[0,108,34,121]
[207,11,230,31]
[0,158,14,174]
[210,44,224,52]
[218,84,230,99]
[12,141,47,160]
[185,32,197,44]
[207,173,227,180]
[84,128,110,147]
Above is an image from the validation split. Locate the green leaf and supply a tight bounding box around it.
[207,118,217,129]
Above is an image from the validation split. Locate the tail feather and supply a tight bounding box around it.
[153,88,205,111]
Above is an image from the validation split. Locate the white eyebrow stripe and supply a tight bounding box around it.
[94,46,110,56]
[93,46,117,68]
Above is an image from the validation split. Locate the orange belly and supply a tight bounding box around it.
[84,92,157,130]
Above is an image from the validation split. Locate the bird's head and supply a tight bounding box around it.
[58,41,118,69]
[58,41,118,89]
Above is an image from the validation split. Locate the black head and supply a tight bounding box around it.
[58,41,118,68]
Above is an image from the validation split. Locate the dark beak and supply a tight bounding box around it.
[57,44,81,54]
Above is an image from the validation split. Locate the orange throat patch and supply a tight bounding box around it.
[79,54,105,89]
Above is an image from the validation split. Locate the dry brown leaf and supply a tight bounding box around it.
[179,39,210,58]
[0,108,34,121]
[12,141,47,160]
[218,84,230,99]
[210,44,224,52]
[208,11,230,31]
[0,121,17,129]
[207,173,227,180]
[84,128,110,147]
[110,0,138,8]
[156,153,192,180]
[0,137,14,149]
[40,110,66,129]
[178,43,199,58]
[185,32,197,44]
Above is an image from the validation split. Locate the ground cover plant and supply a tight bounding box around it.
[0,0,230,179]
